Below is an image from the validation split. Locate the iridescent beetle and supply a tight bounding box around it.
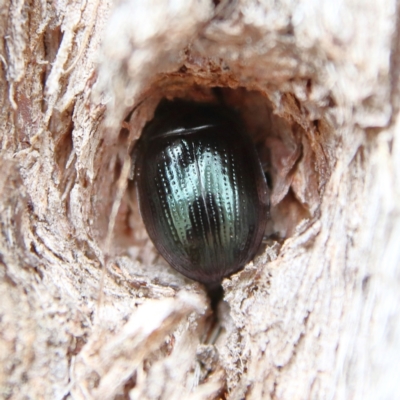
[132,100,269,287]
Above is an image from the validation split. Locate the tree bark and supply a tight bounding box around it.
[1,1,400,399]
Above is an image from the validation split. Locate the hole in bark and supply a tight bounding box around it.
[97,67,334,293]
[120,84,327,252]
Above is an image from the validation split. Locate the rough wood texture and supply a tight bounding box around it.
[1,0,400,399]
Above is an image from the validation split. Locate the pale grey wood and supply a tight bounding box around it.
[0,0,399,399]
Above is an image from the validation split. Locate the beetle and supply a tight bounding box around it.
[132,99,270,287]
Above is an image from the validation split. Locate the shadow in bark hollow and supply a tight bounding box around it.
[98,76,334,307]
[121,85,326,251]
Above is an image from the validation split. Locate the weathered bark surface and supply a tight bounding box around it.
[1,0,400,399]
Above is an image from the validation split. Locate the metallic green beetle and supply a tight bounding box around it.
[133,100,270,286]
